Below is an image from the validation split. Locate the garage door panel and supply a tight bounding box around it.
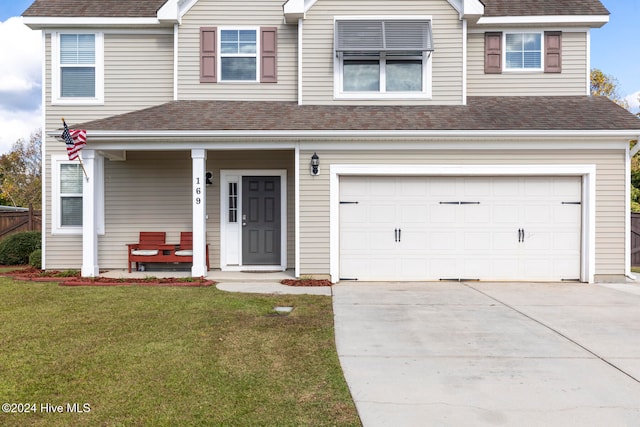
[430,205,457,223]
[494,205,520,223]
[493,180,520,197]
[339,176,581,282]
[463,205,490,223]
[430,232,457,250]
[368,205,397,223]
[402,231,429,250]
[401,205,429,223]
[553,232,581,251]
[464,232,493,250]
[430,178,457,196]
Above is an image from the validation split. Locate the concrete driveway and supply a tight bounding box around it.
[333,281,640,426]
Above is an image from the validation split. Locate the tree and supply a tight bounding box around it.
[0,129,42,209]
[590,68,630,109]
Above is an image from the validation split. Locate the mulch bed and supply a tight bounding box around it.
[281,279,332,287]
[0,267,214,287]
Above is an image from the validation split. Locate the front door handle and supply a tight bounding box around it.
[242,214,247,227]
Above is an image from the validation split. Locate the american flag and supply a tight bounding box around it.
[61,119,87,160]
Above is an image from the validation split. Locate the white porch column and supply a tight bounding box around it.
[191,149,208,277]
[81,149,99,277]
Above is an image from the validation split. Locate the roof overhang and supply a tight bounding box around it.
[447,0,485,20]
[23,17,173,30]
[48,129,640,144]
[23,0,182,29]
[475,15,610,28]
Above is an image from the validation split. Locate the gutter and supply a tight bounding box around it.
[48,129,640,142]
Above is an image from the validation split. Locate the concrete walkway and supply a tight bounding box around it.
[333,281,640,426]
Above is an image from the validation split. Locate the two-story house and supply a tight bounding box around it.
[23,0,640,283]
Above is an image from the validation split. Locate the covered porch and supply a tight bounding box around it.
[77,147,298,278]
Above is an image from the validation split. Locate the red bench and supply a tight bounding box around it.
[127,232,209,273]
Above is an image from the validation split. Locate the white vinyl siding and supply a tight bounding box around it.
[43,31,174,268]
[302,0,463,105]
[298,148,626,279]
[178,0,297,101]
[45,151,295,271]
[468,30,588,96]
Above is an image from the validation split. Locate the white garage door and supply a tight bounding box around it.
[339,176,582,282]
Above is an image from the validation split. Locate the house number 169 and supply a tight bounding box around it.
[195,177,202,204]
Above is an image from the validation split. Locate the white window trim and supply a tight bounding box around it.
[51,155,104,235]
[333,16,433,100]
[503,31,544,72]
[218,27,261,83]
[51,31,104,105]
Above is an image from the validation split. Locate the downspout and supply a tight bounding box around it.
[586,29,591,96]
[174,23,179,100]
[298,18,303,105]
[40,30,47,270]
[629,137,640,279]
[295,142,300,277]
[462,18,467,105]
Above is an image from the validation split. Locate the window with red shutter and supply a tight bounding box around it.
[484,32,502,74]
[544,31,562,73]
[200,27,217,83]
[260,27,277,83]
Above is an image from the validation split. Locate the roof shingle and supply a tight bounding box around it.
[481,0,609,17]
[23,0,168,18]
[23,0,609,18]
[75,97,640,133]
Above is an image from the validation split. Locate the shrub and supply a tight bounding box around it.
[0,231,42,265]
[29,249,42,269]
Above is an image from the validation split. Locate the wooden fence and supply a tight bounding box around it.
[0,206,41,241]
[632,213,640,266]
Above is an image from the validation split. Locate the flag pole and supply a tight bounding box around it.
[61,117,89,181]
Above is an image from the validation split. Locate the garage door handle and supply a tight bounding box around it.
[518,228,525,243]
[394,229,398,242]
[398,228,401,242]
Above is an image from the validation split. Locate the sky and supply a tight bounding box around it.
[0,0,638,155]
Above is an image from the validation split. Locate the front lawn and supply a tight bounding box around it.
[0,277,360,426]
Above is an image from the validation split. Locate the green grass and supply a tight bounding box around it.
[0,277,360,426]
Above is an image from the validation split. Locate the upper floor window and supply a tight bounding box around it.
[221,29,257,81]
[505,32,542,70]
[334,18,433,99]
[200,27,277,84]
[485,31,562,74]
[52,32,104,104]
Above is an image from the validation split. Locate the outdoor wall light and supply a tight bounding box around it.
[310,152,320,176]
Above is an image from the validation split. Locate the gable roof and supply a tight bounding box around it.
[73,97,640,136]
[23,0,609,18]
[481,0,609,17]
[22,0,168,17]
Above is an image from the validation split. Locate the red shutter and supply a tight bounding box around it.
[200,27,217,83]
[484,32,502,74]
[260,27,277,83]
[544,31,562,73]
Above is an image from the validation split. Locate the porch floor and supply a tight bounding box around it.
[99,269,296,283]
[97,269,331,295]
